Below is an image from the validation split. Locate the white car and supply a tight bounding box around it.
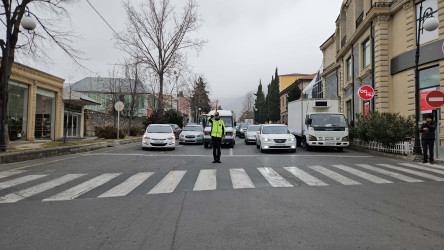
[256,124,296,153]
[179,125,204,144]
[142,124,176,150]
[245,125,260,144]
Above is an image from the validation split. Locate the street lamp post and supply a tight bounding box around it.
[413,3,439,154]
[0,15,36,152]
[195,107,201,124]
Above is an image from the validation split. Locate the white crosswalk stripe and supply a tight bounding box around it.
[0,174,85,203]
[398,163,444,176]
[331,165,392,184]
[0,170,27,180]
[43,173,121,201]
[284,167,328,186]
[257,167,293,187]
[309,166,361,185]
[230,168,255,189]
[193,169,217,191]
[420,163,444,170]
[148,171,187,194]
[378,164,444,181]
[99,172,154,198]
[0,175,47,191]
[355,164,423,183]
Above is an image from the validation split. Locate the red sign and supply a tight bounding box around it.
[426,90,444,108]
[421,89,434,113]
[358,86,375,100]
[364,102,370,117]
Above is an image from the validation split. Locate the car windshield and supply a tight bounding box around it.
[183,126,202,132]
[247,126,260,132]
[240,123,250,129]
[311,114,347,127]
[206,116,233,127]
[146,126,173,133]
[262,126,289,134]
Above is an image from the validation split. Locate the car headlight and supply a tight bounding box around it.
[309,135,317,141]
[263,137,270,142]
[342,136,349,141]
[169,136,175,140]
[143,135,150,139]
[197,134,202,137]
[289,137,295,142]
[180,134,184,138]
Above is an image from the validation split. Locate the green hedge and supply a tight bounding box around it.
[354,112,415,147]
[94,125,126,139]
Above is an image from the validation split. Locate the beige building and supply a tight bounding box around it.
[7,62,64,141]
[320,0,444,143]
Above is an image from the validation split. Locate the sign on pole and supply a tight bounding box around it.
[425,90,444,108]
[358,86,375,100]
[114,101,124,139]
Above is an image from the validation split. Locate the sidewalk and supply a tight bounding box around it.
[0,137,141,164]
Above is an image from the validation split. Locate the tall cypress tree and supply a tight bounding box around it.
[190,77,211,121]
[267,68,281,123]
[254,80,266,124]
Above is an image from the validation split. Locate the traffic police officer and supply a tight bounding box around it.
[207,112,225,163]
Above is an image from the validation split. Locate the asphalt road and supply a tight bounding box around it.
[0,137,444,249]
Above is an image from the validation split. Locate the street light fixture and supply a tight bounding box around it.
[413,3,438,155]
[0,15,37,152]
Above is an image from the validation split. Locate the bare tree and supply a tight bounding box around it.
[0,0,80,151]
[123,58,144,134]
[117,0,205,114]
[240,92,255,121]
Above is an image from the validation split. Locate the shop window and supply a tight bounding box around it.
[346,100,352,123]
[419,66,439,89]
[35,88,55,139]
[362,39,370,68]
[7,81,28,141]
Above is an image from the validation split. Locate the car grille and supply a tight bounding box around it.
[151,143,167,146]
[270,146,291,149]
[185,135,195,138]
[274,139,286,143]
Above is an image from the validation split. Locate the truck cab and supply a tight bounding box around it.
[203,110,236,148]
[303,112,349,151]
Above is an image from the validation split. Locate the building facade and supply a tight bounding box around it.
[279,73,311,124]
[320,0,444,144]
[7,62,64,141]
[280,74,315,124]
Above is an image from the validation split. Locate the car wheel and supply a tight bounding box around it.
[260,147,266,153]
[296,137,302,147]
[337,147,344,152]
[303,140,311,151]
[230,142,234,148]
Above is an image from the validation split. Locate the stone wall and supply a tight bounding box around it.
[84,110,146,137]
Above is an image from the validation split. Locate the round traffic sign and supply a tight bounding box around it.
[358,85,375,100]
[425,90,444,108]
[114,101,124,111]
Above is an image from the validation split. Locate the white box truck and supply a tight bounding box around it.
[287,99,349,151]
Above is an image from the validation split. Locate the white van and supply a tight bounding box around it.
[203,110,236,148]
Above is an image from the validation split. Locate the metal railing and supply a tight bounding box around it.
[366,0,399,16]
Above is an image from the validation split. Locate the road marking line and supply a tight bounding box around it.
[0,170,27,180]
[378,164,444,181]
[230,168,255,189]
[398,163,444,175]
[148,171,187,194]
[309,166,361,185]
[257,167,293,187]
[193,169,217,191]
[284,167,328,186]
[0,175,47,191]
[98,172,154,198]
[83,153,373,158]
[43,173,121,201]
[331,165,392,184]
[0,174,84,203]
[419,163,444,170]
[355,164,423,183]
[230,148,233,156]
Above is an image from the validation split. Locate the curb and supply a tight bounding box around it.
[0,138,141,164]
[348,145,444,164]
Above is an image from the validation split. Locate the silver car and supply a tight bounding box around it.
[179,125,204,144]
[245,125,260,144]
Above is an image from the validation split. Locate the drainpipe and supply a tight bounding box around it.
[371,21,375,112]
[351,44,355,124]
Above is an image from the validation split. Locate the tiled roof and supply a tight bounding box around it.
[299,73,317,80]
[279,73,310,77]
[70,77,152,94]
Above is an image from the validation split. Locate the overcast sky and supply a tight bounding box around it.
[22,0,343,101]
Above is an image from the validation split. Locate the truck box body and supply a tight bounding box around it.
[288,99,349,149]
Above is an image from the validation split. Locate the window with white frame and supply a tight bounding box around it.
[362,39,370,68]
[346,57,352,81]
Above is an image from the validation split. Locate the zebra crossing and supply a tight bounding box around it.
[1,162,444,204]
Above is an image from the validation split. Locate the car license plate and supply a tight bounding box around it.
[326,142,336,146]
[275,143,286,146]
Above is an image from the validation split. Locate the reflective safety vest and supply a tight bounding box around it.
[207,116,226,138]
